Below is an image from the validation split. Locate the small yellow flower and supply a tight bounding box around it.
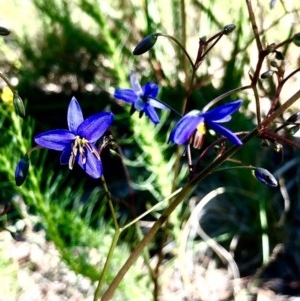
[1,86,13,105]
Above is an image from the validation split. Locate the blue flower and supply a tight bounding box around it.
[114,72,169,124]
[34,97,114,178]
[169,100,243,148]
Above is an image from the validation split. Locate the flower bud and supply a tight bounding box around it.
[275,51,284,60]
[223,24,236,35]
[287,125,300,136]
[270,60,279,68]
[133,33,159,55]
[261,70,275,79]
[253,167,278,187]
[13,93,26,118]
[0,26,10,36]
[286,111,300,123]
[15,155,30,186]
[293,33,300,47]
[270,0,276,9]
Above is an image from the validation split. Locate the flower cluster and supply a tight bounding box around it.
[15,73,246,184]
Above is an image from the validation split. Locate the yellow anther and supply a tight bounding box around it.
[196,122,206,134]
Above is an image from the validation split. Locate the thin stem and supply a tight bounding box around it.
[263,130,300,150]
[0,71,15,93]
[101,175,119,229]
[101,130,260,300]
[262,88,300,127]
[259,198,269,264]
[102,88,300,301]
[158,33,194,68]
[180,0,188,82]
[202,85,251,112]
[195,33,223,69]
[93,228,121,301]
[121,187,183,230]
[93,176,122,301]
[246,0,262,52]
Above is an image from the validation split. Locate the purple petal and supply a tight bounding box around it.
[148,98,169,110]
[114,89,137,104]
[77,112,114,143]
[202,100,242,122]
[144,104,160,124]
[142,82,159,98]
[130,72,143,96]
[34,130,75,151]
[77,150,103,178]
[68,97,84,132]
[60,145,72,165]
[207,121,243,145]
[169,111,203,145]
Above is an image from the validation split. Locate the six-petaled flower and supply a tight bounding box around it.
[114,72,169,124]
[34,97,114,179]
[169,100,243,149]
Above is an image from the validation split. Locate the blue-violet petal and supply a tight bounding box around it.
[207,120,242,145]
[170,111,203,145]
[35,130,75,151]
[77,112,114,143]
[68,97,84,132]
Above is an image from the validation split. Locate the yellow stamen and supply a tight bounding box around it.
[196,122,206,134]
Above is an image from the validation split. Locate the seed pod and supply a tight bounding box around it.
[293,33,300,47]
[13,93,26,118]
[133,33,159,55]
[253,167,278,187]
[286,111,300,123]
[261,70,275,79]
[275,51,284,60]
[223,24,236,35]
[15,155,30,186]
[270,60,279,68]
[0,26,10,36]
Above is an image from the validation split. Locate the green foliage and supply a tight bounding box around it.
[1,0,300,299]
[0,101,151,300]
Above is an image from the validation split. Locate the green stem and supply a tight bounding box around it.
[158,33,194,68]
[259,198,269,264]
[93,228,121,301]
[93,176,122,301]
[101,129,260,300]
[101,176,119,229]
[101,84,300,299]
[202,85,251,112]
[0,71,15,93]
[121,187,183,231]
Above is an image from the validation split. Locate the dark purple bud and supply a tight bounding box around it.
[223,24,236,35]
[293,33,300,47]
[286,111,300,123]
[133,33,159,55]
[261,70,275,79]
[287,125,300,136]
[15,155,30,186]
[275,51,284,60]
[0,26,10,36]
[253,167,278,187]
[270,0,276,9]
[13,93,26,118]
